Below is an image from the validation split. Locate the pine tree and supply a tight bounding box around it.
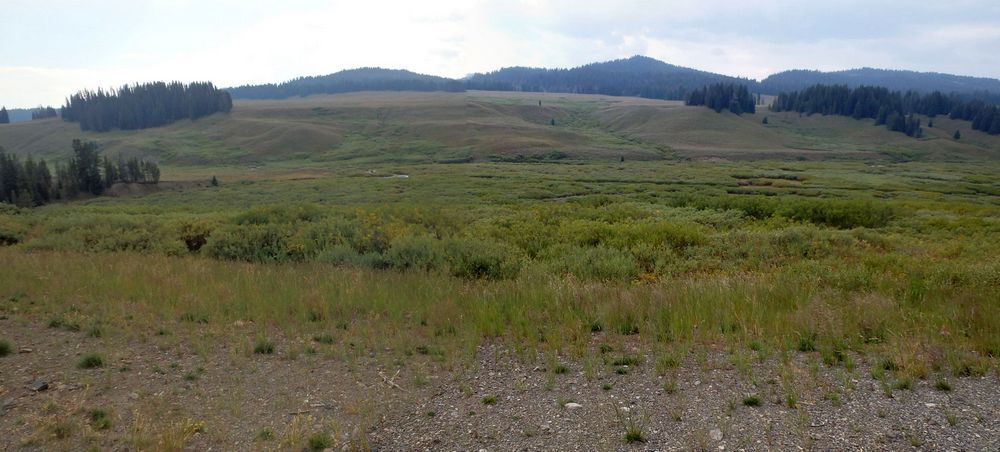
[211,175,219,187]
[954,130,961,140]
[0,107,9,124]
[762,116,769,124]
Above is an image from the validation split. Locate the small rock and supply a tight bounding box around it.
[925,403,937,408]
[565,402,583,410]
[29,381,48,392]
[18,348,32,354]
[129,392,140,400]
[709,428,723,441]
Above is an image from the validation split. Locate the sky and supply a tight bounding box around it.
[2,0,1000,108]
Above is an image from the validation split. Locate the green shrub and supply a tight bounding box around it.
[0,339,11,357]
[385,236,445,271]
[444,238,522,279]
[204,224,300,262]
[541,244,639,280]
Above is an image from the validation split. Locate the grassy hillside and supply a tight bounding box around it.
[2,91,998,170]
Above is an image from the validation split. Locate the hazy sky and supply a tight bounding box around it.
[2,0,1000,108]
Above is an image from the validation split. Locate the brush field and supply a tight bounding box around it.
[1,91,999,450]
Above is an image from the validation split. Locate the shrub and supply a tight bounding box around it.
[204,224,300,262]
[385,236,445,271]
[481,395,498,405]
[742,395,762,407]
[0,339,11,357]
[542,244,639,280]
[444,238,522,279]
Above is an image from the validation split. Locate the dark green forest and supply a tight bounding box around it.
[226,68,464,99]
[770,84,1000,136]
[0,140,159,207]
[60,81,232,132]
[684,83,756,114]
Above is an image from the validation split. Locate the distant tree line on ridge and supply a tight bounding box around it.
[0,107,9,124]
[685,83,756,114]
[227,68,464,100]
[0,140,160,207]
[61,81,232,132]
[31,106,59,120]
[770,84,1000,137]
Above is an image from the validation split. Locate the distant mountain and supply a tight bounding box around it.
[227,68,464,99]
[465,56,755,100]
[224,56,1000,104]
[761,68,1000,99]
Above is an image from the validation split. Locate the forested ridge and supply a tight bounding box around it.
[0,140,160,207]
[771,84,1000,137]
[226,68,463,100]
[61,81,232,132]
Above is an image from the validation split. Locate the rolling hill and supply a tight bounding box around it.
[1,91,998,168]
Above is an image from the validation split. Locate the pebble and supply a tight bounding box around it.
[709,428,723,441]
[564,402,582,410]
[29,380,48,392]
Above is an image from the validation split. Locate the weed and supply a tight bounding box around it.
[481,395,498,405]
[256,428,274,441]
[742,395,762,407]
[78,353,104,369]
[253,338,275,355]
[599,344,613,354]
[552,364,569,375]
[797,334,817,352]
[89,409,111,430]
[313,334,335,345]
[892,378,912,391]
[602,383,613,391]
[0,339,10,357]
[946,412,958,427]
[613,405,647,444]
[934,379,952,392]
[307,433,331,451]
[612,355,641,367]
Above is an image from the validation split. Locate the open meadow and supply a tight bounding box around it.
[1,91,999,450]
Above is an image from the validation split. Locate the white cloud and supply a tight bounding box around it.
[1,0,999,107]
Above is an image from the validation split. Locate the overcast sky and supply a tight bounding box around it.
[2,0,1000,108]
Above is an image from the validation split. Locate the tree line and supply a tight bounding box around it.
[61,81,232,132]
[0,107,8,124]
[770,84,1000,137]
[227,68,464,100]
[0,140,160,207]
[685,83,756,114]
[31,106,58,120]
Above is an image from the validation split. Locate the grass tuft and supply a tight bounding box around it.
[253,338,275,355]
[742,395,762,407]
[77,353,104,369]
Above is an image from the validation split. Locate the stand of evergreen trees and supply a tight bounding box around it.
[0,107,9,124]
[771,84,1000,136]
[685,83,756,114]
[31,106,58,120]
[61,81,232,132]
[0,140,160,207]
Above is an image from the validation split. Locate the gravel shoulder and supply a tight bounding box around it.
[1,315,998,451]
